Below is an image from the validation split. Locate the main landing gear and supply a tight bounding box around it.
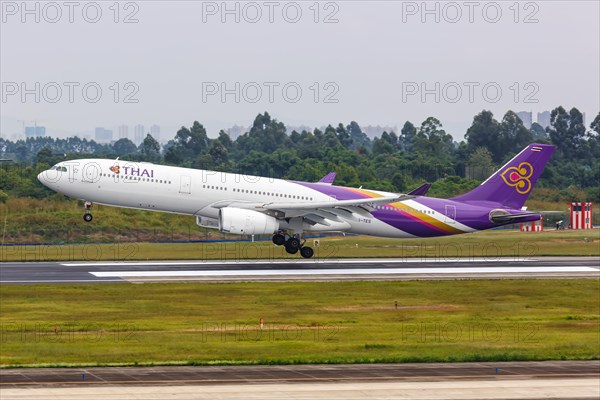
[83,201,93,222]
[272,232,314,258]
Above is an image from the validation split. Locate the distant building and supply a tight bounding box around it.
[226,125,248,140]
[361,125,398,139]
[516,111,532,129]
[537,111,551,129]
[150,124,160,142]
[94,127,113,143]
[118,125,129,140]
[134,124,145,145]
[25,126,46,138]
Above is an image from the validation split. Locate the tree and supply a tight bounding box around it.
[499,111,533,158]
[188,121,210,154]
[208,140,228,164]
[399,121,417,151]
[336,123,353,148]
[590,112,600,132]
[530,122,547,139]
[36,147,55,165]
[346,121,370,150]
[166,121,210,165]
[139,134,161,161]
[414,117,454,161]
[217,130,233,150]
[381,131,398,147]
[238,112,291,153]
[587,112,600,163]
[113,138,137,155]
[465,110,502,162]
[391,172,406,192]
[372,137,394,155]
[547,106,587,159]
[466,147,495,180]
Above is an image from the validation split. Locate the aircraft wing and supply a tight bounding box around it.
[210,194,414,221]
[256,195,412,211]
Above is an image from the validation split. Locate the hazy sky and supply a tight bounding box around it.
[1,0,599,140]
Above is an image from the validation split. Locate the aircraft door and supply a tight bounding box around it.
[179,175,191,194]
[444,205,456,224]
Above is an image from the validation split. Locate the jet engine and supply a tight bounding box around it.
[218,207,279,235]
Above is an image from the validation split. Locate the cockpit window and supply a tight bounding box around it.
[52,165,67,172]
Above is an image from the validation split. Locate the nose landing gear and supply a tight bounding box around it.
[83,201,93,222]
[272,231,314,258]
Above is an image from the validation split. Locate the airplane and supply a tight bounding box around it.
[37,143,555,258]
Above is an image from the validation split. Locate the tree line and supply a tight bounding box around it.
[1,107,598,203]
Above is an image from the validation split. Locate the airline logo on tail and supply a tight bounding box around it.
[500,162,534,194]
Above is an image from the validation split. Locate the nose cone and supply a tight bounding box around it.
[37,170,53,190]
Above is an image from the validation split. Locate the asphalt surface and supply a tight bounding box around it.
[1,361,598,388]
[0,257,598,284]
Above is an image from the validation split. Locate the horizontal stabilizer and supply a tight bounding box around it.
[490,212,540,223]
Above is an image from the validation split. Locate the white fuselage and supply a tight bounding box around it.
[38,159,412,237]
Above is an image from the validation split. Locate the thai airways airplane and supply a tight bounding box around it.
[37,143,555,258]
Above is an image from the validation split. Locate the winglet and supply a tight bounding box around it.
[317,172,336,185]
[407,183,431,196]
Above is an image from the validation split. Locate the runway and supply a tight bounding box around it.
[0,257,598,284]
[1,361,598,399]
[2,361,598,387]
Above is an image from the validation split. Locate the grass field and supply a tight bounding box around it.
[0,279,598,367]
[1,229,598,262]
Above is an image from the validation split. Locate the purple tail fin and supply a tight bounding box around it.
[452,143,555,209]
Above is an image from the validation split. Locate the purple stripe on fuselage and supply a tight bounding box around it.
[417,197,496,231]
[293,181,480,237]
[370,208,451,237]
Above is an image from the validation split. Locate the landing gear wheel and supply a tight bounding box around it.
[272,233,286,246]
[300,246,314,259]
[286,237,301,249]
[83,213,93,222]
[285,244,299,254]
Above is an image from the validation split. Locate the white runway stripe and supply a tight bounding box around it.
[64,258,536,267]
[91,266,598,278]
